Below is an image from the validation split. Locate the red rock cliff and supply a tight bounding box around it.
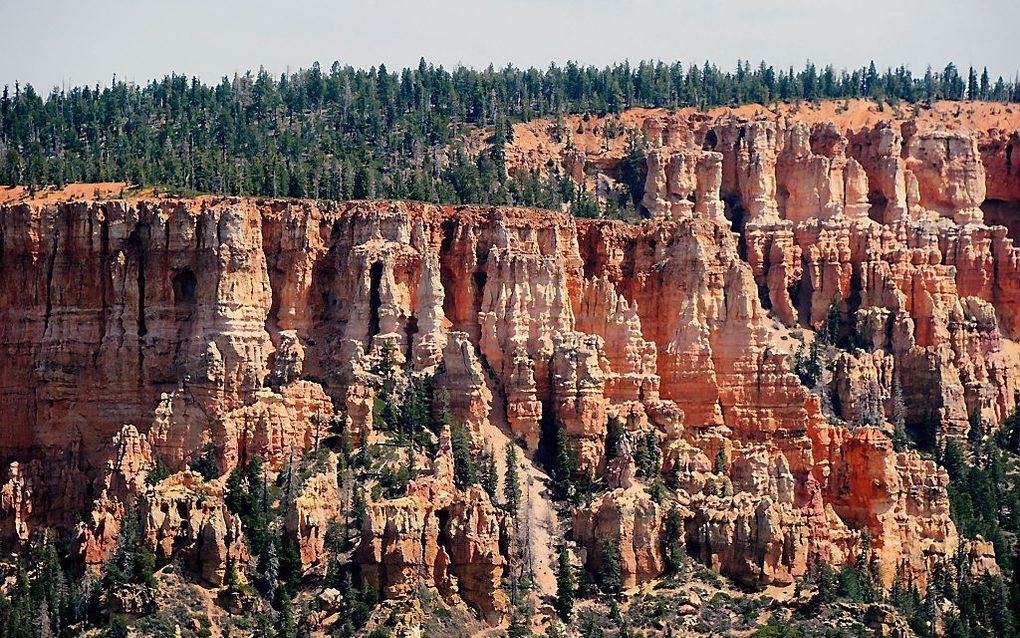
[1,180,991,603]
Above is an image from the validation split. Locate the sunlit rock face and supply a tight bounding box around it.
[4,179,1003,601]
[7,99,1020,602]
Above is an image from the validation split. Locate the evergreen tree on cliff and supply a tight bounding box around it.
[596,538,623,595]
[555,545,576,620]
[504,442,522,516]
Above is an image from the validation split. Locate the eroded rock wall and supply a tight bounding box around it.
[623,109,1020,447]
[0,189,986,602]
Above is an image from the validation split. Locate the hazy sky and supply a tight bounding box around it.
[1,0,1016,91]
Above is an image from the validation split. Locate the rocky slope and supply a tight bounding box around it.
[1,101,1018,628]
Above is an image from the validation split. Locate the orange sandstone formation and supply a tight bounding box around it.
[1,102,1018,615]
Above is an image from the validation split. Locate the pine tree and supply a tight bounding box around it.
[634,432,661,479]
[891,376,909,451]
[507,609,531,638]
[351,487,367,530]
[554,427,577,498]
[451,424,478,490]
[968,67,980,100]
[713,448,727,474]
[618,132,647,209]
[481,451,498,500]
[817,563,838,603]
[103,504,152,590]
[279,533,303,594]
[597,538,623,595]
[865,62,881,99]
[663,508,686,576]
[504,442,521,516]
[555,545,575,620]
[853,531,877,603]
[226,458,272,556]
[275,586,298,638]
[36,599,54,638]
[256,541,279,601]
[580,613,605,638]
[108,619,129,638]
[942,439,966,481]
[544,621,567,638]
[490,116,508,175]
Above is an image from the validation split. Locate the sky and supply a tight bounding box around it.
[1,0,1017,91]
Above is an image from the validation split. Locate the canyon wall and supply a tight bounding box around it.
[513,101,1020,445]
[1,101,1018,615]
[633,109,1020,446]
